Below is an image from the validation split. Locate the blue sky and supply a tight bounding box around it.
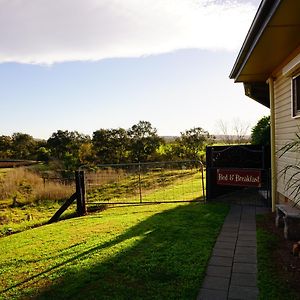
[0,0,269,139]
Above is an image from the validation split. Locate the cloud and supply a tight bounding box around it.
[0,0,257,64]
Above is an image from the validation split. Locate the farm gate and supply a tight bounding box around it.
[47,160,205,222]
[206,145,271,205]
[83,160,205,208]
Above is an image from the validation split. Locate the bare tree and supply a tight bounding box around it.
[232,118,250,144]
[216,119,250,144]
[216,120,233,144]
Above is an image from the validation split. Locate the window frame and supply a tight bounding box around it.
[292,73,300,118]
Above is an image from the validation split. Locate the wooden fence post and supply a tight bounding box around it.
[80,170,87,215]
[75,171,86,216]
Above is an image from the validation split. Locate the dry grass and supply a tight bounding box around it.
[0,168,74,205]
[86,168,125,187]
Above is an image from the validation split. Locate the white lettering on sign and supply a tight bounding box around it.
[217,169,261,187]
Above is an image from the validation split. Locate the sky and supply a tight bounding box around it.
[0,0,269,139]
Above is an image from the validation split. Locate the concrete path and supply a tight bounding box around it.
[197,205,268,300]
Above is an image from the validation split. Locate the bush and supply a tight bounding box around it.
[251,116,270,145]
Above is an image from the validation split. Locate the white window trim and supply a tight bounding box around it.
[291,73,300,118]
[283,52,300,77]
[282,53,300,119]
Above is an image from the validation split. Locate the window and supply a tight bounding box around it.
[292,74,300,117]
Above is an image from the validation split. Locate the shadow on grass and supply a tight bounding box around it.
[19,203,229,300]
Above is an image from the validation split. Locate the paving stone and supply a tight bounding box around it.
[223,222,240,227]
[239,230,256,236]
[240,225,255,229]
[236,239,256,247]
[213,248,234,258]
[233,262,257,274]
[235,246,256,255]
[217,236,237,243]
[214,241,236,250]
[240,221,256,226]
[228,285,259,300]
[219,231,238,238]
[199,203,260,299]
[197,288,228,300]
[231,272,257,287]
[221,228,239,233]
[234,254,257,264]
[209,256,233,267]
[238,235,257,241]
[202,276,230,291]
[206,265,231,278]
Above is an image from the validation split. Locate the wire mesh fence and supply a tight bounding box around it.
[82,160,205,206]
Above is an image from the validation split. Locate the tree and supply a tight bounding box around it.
[232,118,250,144]
[78,142,94,165]
[216,119,250,144]
[92,128,129,164]
[251,116,270,145]
[176,127,213,161]
[0,135,12,158]
[128,121,163,162]
[216,120,233,144]
[11,133,36,159]
[47,130,90,169]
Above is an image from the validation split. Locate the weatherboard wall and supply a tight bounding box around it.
[274,49,300,203]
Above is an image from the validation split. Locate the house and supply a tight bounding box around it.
[230,0,300,211]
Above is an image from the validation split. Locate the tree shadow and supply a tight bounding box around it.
[13,202,229,300]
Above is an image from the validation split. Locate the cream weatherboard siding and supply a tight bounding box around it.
[274,62,300,203]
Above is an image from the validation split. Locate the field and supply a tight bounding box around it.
[0,168,75,236]
[0,166,205,236]
[86,168,205,204]
[0,202,229,299]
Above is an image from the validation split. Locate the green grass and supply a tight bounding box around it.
[88,169,204,203]
[0,169,205,237]
[257,215,299,300]
[0,202,77,236]
[0,202,229,300]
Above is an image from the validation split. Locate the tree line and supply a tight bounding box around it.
[0,121,214,170]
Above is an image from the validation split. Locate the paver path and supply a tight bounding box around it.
[197,205,268,300]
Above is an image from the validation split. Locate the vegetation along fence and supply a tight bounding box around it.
[83,160,205,207]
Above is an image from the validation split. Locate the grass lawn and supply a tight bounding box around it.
[0,202,229,300]
[87,169,204,204]
[0,202,77,236]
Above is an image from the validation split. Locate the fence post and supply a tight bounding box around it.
[138,162,142,203]
[200,161,206,202]
[75,171,87,216]
[80,170,87,215]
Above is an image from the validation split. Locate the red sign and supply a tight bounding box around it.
[217,169,261,187]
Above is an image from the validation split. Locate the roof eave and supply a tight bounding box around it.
[229,0,282,81]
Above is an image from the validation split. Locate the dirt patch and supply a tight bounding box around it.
[257,212,300,294]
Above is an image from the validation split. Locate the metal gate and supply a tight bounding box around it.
[206,145,271,205]
[82,160,205,206]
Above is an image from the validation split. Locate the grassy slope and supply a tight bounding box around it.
[88,169,205,203]
[0,202,229,300]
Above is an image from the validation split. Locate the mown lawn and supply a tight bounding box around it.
[0,202,229,300]
[87,169,205,203]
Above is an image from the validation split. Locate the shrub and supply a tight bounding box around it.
[251,116,270,145]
